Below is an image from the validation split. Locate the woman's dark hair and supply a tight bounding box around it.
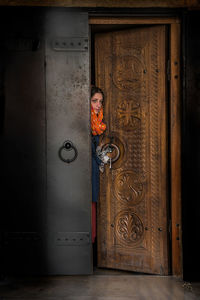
[91,86,104,101]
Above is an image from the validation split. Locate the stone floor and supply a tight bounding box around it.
[0,268,200,300]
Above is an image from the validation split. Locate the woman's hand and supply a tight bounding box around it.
[96,146,110,164]
[101,154,110,164]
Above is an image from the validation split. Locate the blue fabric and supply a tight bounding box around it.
[92,135,101,202]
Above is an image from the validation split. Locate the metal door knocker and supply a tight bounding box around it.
[58,140,78,163]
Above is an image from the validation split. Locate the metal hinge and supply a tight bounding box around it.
[52,37,88,52]
[167,59,171,81]
[55,232,90,246]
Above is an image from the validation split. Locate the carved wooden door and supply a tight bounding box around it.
[95,25,169,275]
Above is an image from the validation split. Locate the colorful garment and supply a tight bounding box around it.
[91,106,106,136]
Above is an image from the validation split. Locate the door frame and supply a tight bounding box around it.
[89,16,182,277]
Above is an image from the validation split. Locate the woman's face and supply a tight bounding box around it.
[91,92,103,114]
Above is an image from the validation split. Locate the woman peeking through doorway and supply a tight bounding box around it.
[91,86,109,244]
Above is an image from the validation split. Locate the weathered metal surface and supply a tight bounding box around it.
[45,10,91,274]
[0,8,91,275]
[52,37,88,52]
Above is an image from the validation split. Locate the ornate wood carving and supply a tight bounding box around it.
[149,30,161,264]
[114,210,144,247]
[96,25,168,274]
[115,102,141,131]
[114,171,144,206]
[113,55,145,92]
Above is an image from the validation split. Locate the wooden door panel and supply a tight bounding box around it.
[95,25,169,275]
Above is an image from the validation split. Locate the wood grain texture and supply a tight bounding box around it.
[0,0,199,8]
[89,17,180,25]
[170,23,182,277]
[95,25,169,275]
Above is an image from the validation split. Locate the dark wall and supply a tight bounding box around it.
[182,11,200,281]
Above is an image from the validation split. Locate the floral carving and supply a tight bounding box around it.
[115,211,144,246]
[114,171,144,205]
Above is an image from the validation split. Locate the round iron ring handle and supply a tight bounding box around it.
[58,140,78,163]
[102,143,120,163]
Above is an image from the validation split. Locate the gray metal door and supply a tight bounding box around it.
[45,10,91,275]
[0,8,92,275]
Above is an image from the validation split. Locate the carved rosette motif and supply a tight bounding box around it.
[114,171,144,206]
[115,211,144,247]
[96,26,168,273]
[115,102,141,131]
[113,55,145,92]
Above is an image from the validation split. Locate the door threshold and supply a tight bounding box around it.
[93,267,151,276]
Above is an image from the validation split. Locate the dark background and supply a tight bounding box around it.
[182,11,200,281]
[0,6,199,281]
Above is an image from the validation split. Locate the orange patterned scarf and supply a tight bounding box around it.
[91,106,106,136]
